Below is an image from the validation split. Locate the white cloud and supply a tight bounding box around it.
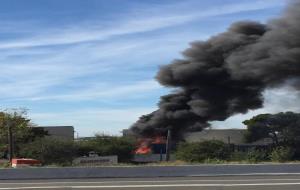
[0,29,206,102]
[0,0,285,102]
[0,0,288,136]
[28,80,162,101]
[30,107,157,137]
[0,0,285,49]
[212,86,300,129]
[0,40,150,100]
[28,85,300,137]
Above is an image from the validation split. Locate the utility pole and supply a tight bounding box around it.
[165,129,171,161]
[7,120,14,163]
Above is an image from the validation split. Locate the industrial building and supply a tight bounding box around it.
[38,126,74,140]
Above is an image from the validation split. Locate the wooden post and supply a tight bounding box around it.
[7,121,14,163]
[227,136,231,145]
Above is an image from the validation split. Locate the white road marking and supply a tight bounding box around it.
[189,172,300,177]
[1,178,300,185]
[1,183,300,189]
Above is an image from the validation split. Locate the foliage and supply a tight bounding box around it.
[19,138,76,166]
[19,135,137,165]
[270,146,294,162]
[243,114,271,143]
[230,151,248,161]
[0,161,10,168]
[76,140,95,157]
[76,135,136,163]
[0,110,30,144]
[203,158,227,164]
[246,149,269,163]
[176,140,230,162]
[243,112,300,147]
[0,110,48,158]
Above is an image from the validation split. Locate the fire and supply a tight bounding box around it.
[134,136,166,155]
[135,146,152,154]
[152,136,166,144]
[135,138,151,154]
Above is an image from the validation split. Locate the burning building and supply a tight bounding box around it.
[132,136,177,162]
[135,136,167,155]
[130,0,300,141]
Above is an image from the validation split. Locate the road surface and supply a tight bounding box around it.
[1,175,300,189]
[2,164,300,179]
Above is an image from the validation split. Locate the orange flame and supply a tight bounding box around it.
[134,136,166,154]
[135,138,152,154]
[135,146,152,154]
[152,136,166,144]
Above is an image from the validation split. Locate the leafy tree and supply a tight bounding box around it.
[176,140,230,162]
[76,135,136,162]
[19,138,76,166]
[243,114,272,143]
[243,112,300,146]
[0,110,48,158]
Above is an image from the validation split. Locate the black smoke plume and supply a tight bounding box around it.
[130,0,300,139]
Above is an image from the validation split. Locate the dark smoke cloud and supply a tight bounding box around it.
[130,0,300,139]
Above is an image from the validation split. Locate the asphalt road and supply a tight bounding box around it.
[3,164,300,180]
[1,175,300,190]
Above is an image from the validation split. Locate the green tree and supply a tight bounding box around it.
[243,112,300,146]
[76,135,136,162]
[176,140,230,162]
[19,138,76,166]
[0,110,48,158]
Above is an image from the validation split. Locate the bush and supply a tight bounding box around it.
[0,160,10,168]
[246,149,269,163]
[19,135,136,166]
[176,140,230,162]
[203,158,226,164]
[76,135,136,163]
[19,138,76,166]
[270,146,294,162]
[230,151,248,162]
[75,140,95,157]
[289,141,300,159]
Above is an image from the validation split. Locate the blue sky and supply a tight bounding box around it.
[1,0,298,137]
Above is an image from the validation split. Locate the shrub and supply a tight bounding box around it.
[77,135,136,163]
[19,138,76,166]
[230,151,248,162]
[0,160,10,168]
[75,140,95,157]
[246,149,269,163]
[270,146,294,162]
[203,158,226,164]
[176,140,230,162]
